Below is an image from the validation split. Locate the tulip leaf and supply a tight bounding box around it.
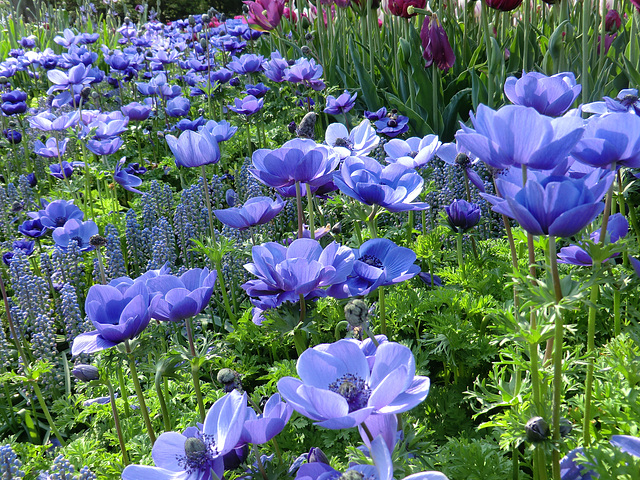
[442,87,472,142]
[348,37,380,112]
[622,55,640,89]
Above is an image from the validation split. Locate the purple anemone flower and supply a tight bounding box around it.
[52,218,99,251]
[228,95,264,116]
[71,282,154,355]
[28,111,80,131]
[251,138,339,189]
[455,104,584,170]
[278,339,430,429]
[87,137,124,156]
[571,113,640,169]
[146,268,218,322]
[165,96,191,117]
[3,240,35,266]
[114,158,143,194]
[557,213,628,266]
[49,161,81,179]
[3,129,22,144]
[36,138,69,158]
[243,82,270,98]
[324,90,357,115]
[121,390,248,480]
[121,101,152,121]
[242,239,355,310]
[333,156,430,212]
[214,196,286,230]
[199,119,238,143]
[297,436,447,480]
[227,54,265,75]
[29,199,84,229]
[46,63,94,94]
[444,199,481,233]
[483,169,614,238]
[239,393,293,445]
[18,218,48,238]
[327,238,420,299]
[384,134,441,169]
[166,129,221,168]
[504,71,582,117]
[374,114,410,138]
[324,120,380,160]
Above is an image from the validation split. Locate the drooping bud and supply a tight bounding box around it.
[72,364,100,382]
[90,235,107,248]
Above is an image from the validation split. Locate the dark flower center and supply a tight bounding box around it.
[55,216,67,227]
[178,436,215,474]
[334,137,353,151]
[620,94,639,108]
[71,236,84,247]
[359,254,383,268]
[387,119,397,128]
[408,151,418,158]
[328,374,370,413]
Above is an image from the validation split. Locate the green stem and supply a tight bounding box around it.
[582,268,599,447]
[185,316,206,422]
[201,165,218,243]
[305,183,315,239]
[125,341,156,445]
[155,374,172,431]
[105,376,129,465]
[548,235,563,480]
[480,1,494,107]
[456,231,464,277]
[614,290,621,337]
[378,287,387,337]
[295,181,305,239]
[214,256,237,328]
[293,294,307,356]
[116,363,131,418]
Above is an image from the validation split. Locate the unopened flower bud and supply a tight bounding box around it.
[124,16,131,24]
[305,32,314,42]
[525,416,550,443]
[202,14,210,23]
[301,45,312,56]
[188,15,195,25]
[344,299,369,328]
[0,76,8,84]
[72,364,100,382]
[81,86,91,99]
[308,447,329,464]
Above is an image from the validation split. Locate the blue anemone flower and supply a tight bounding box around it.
[455,104,584,170]
[242,239,354,309]
[146,268,218,322]
[483,169,614,237]
[571,112,640,169]
[114,158,143,194]
[71,282,154,355]
[324,90,357,115]
[297,436,448,480]
[251,138,339,189]
[327,238,420,299]
[278,339,430,429]
[29,199,84,229]
[166,129,221,168]
[214,196,286,230]
[52,218,99,251]
[557,213,628,266]
[504,71,582,117]
[121,390,248,480]
[333,156,430,212]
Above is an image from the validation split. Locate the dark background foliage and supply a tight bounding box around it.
[16,0,243,22]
